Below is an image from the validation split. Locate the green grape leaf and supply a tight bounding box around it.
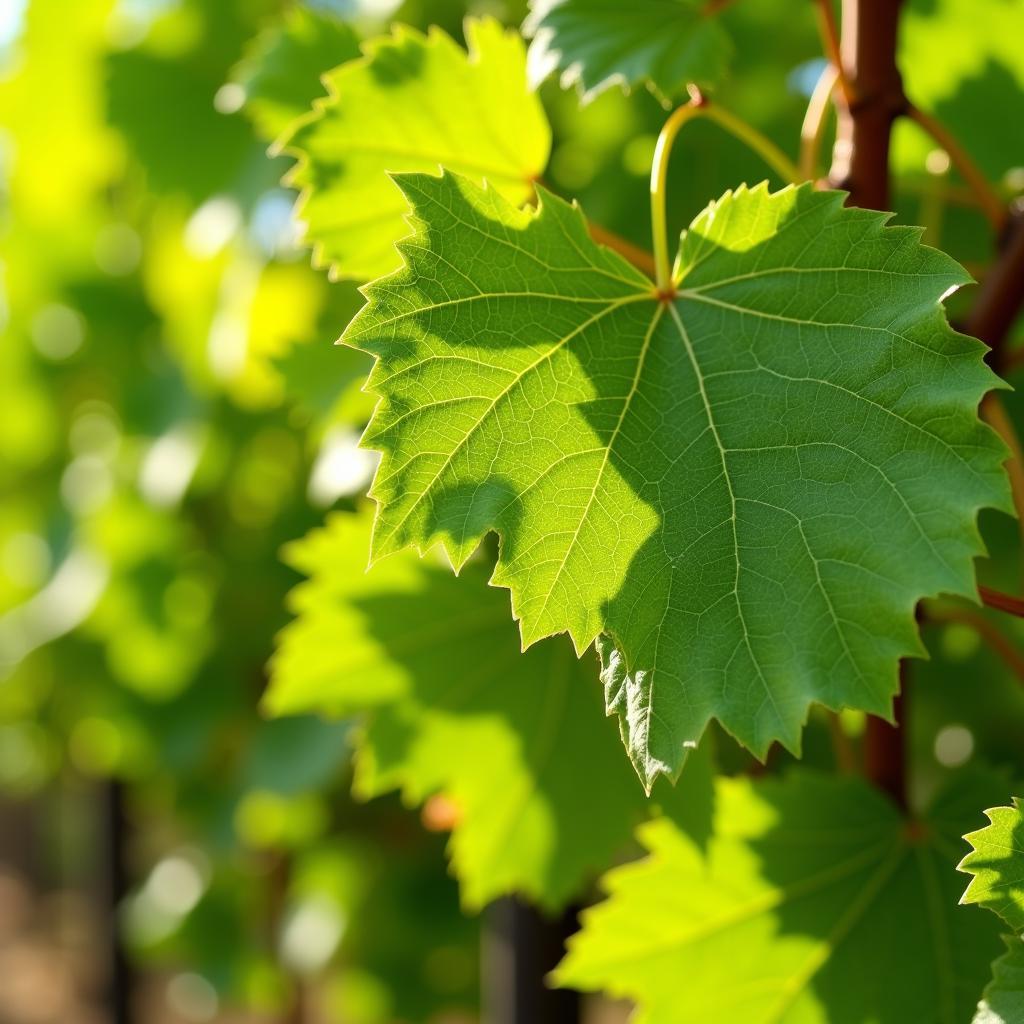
[266,511,692,910]
[556,770,1009,1023]
[343,171,1009,789]
[232,6,361,144]
[974,937,1024,1024]
[282,17,551,282]
[523,0,732,104]
[961,799,1024,933]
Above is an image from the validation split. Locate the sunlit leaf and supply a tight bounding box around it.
[282,17,551,281]
[557,770,1009,1023]
[961,798,1024,933]
[344,171,1009,788]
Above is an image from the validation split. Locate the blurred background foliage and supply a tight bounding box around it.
[0,0,1023,1022]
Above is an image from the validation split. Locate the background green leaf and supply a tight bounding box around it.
[267,510,674,910]
[524,0,732,103]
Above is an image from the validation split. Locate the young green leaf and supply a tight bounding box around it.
[556,770,1009,1023]
[231,6,361,144]
[344,171,1010,789]
[266,511,675,911]
[974,937,1024,1024]
[282,17,550,281]
[961,798,1024,933]
[523,0,732,103]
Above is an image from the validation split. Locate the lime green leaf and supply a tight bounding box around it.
[282,17,551,282]
[556,770,1008,1023]
[975,937,1024,1024]
[266,511,674,911]
[961,799,1024,933]
[343,171,1009,789]
[524,0,732,103]
[232,6,361,144]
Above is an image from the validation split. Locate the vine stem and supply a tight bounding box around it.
[650,90,801,295]
[906,104,1007,232]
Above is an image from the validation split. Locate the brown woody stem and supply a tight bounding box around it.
[968,211,1024,372]
[830,0,907,806]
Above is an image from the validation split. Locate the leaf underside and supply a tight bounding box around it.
[282,16,550,281]
[556,770,1009,1023]
[266,511,656,911]
[345,171,1009,789]
[523,0,732,102]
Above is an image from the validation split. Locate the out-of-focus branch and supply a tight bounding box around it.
[813,0,855,109]
[906,104,1007,232]
[979,585,1024,619]
[800,64,839,181]
[924,605,1024,682]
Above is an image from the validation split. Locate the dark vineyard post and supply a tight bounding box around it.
[102,780,133,1024]
[481,897,581,1024]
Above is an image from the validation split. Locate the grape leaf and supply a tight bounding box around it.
[343,171,1010,789]
[975,937,1024,1024]
[961,799,1024,933]
[232,6,361,144]
[282,17,550,281]
[266,510,687,910]
[556,770,1008,1023]
[523,0,732,104]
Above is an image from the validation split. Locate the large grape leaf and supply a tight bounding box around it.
[555,770,1009,1023]
[343,171,1010,789]
[231,6,360,144]
[281,17,550,281]
[961,799,1024,933]
[266,510,698,910]
[523,0,732,104]
[974,937,1024,1024]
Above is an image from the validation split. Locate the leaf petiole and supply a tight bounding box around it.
[650,90,801,295]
